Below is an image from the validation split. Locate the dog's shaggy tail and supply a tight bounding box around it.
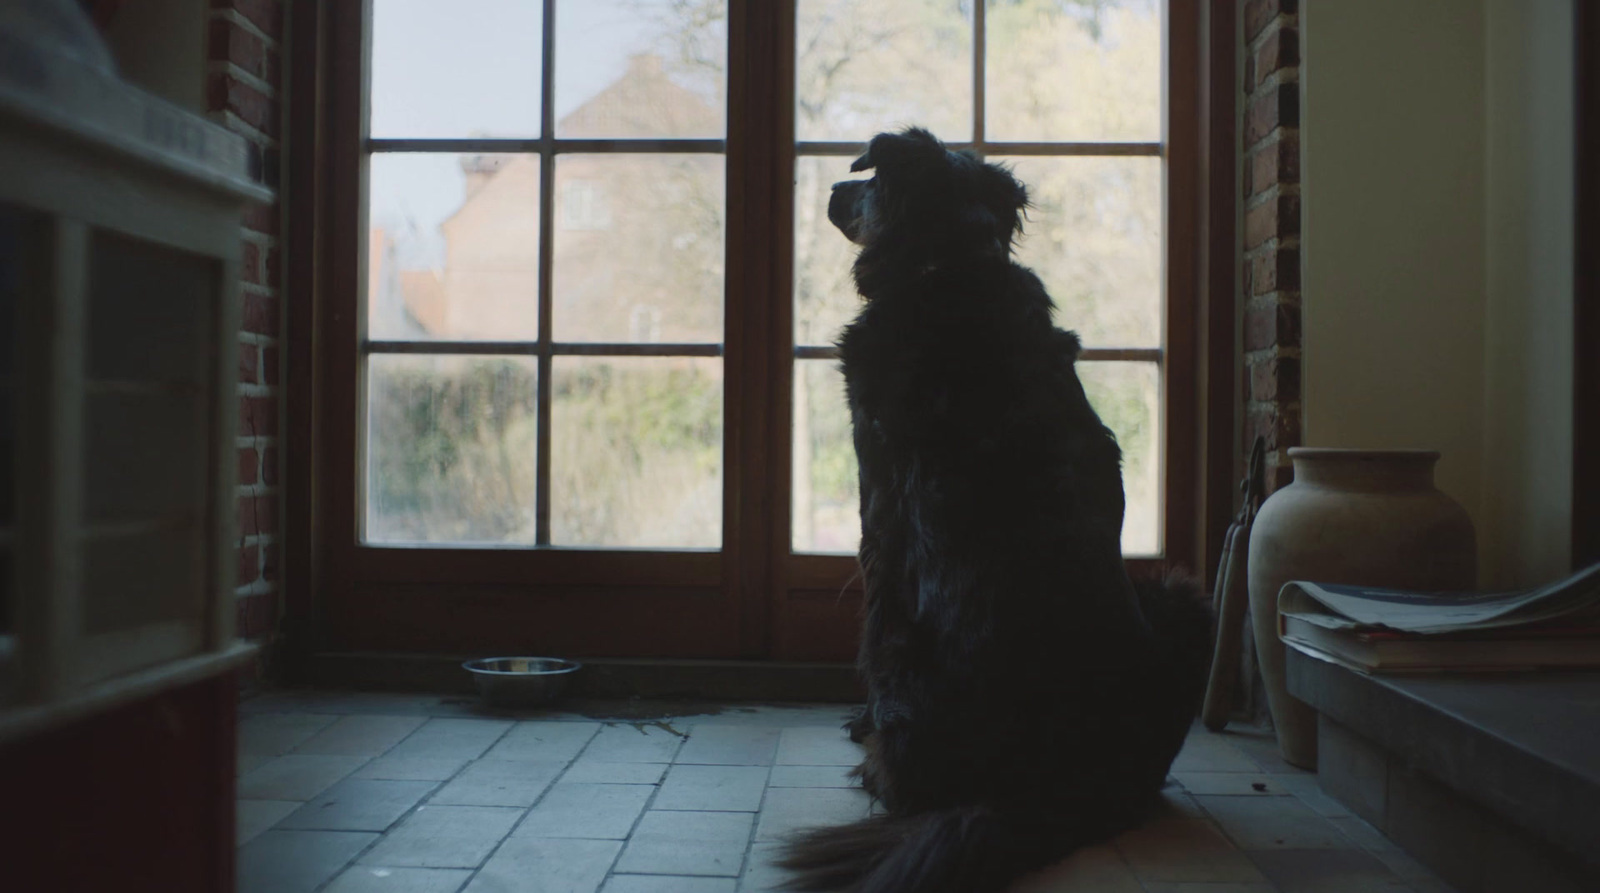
[777,807,1080,893]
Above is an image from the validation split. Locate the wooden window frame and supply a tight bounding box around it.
[285,0,1233,663]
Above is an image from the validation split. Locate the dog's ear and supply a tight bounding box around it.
[983,163,1029,215]
[849,128,944,174]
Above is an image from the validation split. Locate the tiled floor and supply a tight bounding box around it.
[237,691,1461,893]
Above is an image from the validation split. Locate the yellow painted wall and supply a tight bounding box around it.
[1481,0,1575,586]
[1299,0,1575,585]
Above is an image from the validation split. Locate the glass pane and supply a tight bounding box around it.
[369,153,541,342]
[555,0,727,138]
[796,0,972,142]
[985,0,1160,142]
[794,155,863,347]
[999,156,1161,348]
[788,359,1158,556]
[366,355,540,544]
[371,0,543,138]
[792,360,859,554]
[1080,361,1160,556]
[552,357,722,547]
[553,155,724,343]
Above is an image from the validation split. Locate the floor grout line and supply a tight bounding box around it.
[304,714,521,893]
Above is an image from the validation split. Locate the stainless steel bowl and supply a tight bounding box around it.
[462,657,582,707]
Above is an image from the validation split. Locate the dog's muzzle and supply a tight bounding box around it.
[829,180,869,243]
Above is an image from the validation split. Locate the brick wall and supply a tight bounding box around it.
[1242,0,1302,494]
[207,0,286,649]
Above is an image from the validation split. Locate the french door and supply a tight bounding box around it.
[307,0,1200,660]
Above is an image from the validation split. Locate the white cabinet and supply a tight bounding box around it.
[0,13,262,737]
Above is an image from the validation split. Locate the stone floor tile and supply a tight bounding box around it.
[754,787,871,841]
[1171,731,1262,773]
[615,810,753,877]
[483,721,600,762]
[465,837,620,893]
[603,876,738,893]
[239,713,342,759]
[654,764,770,812]
[429,760,565,808]
[1175,772,1293,797]
[237,829,378,893]
[238,752,274,777]
[385,719,514,761]
[276,778,436,832]
[359,804,524,869]
[237,799,300,846]
[294,715,429,757]
[1158,787,1212,820]
[238,754,370,801]
[1327,815,1397,854]
[324,865,474,893]
[1223,727,1312,776]
[774,726,862,766]
[355,757,469,783]
[766,764,857,788]
[1246,848,1412,892]
[564,760,670,785]
[1196,795,1349,850]
[737,841,791,892]
[1271,773,1353,818]
[513,783,655,839]
[582,723,687,762]
[676,725,783,766]
[1115,816,1271,884]
[1013,844,1145,893]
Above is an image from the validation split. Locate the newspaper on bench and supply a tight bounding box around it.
[1277,561,1600,636]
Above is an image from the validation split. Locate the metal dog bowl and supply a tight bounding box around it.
[462,657,582,707]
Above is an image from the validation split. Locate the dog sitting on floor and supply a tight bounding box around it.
[777,128,1213,893]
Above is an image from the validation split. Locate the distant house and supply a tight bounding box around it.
[372,53,724,345]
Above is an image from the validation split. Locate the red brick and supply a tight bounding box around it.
[240,394,278,437]
[238,543,259,585]
[208,72,279,138]
[235,591,278,641]
[239,447,259,485]
[1249,356,1301,402]
[241,200,279,237]
[1246,406,1302,453]
[240,238,263,285]
[1245,0,1297,43]
[242,291,279,335]
[215,0,284,42]
[262,447,279,486]
[237,493,278,537]
[1264,459,1297,496]
[264,244,282,288]
[1244,300,1301,350]
[263,345,279,385]
[1247,135,1300,198]
[238,341,259,384]
[1251,246,1301,295]
[1245,192,1300,249]
[1246,82,1299,146]
[1253,27,1299,90]
[209,18,271,82]
[262,542,279,581]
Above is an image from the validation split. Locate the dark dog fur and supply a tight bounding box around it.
[777,128,1213,893]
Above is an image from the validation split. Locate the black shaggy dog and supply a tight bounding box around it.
[777,128,1213,893]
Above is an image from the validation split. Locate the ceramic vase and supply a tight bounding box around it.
[1246,448,1477,768]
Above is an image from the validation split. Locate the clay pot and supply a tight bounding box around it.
[1246,448,1477,768]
